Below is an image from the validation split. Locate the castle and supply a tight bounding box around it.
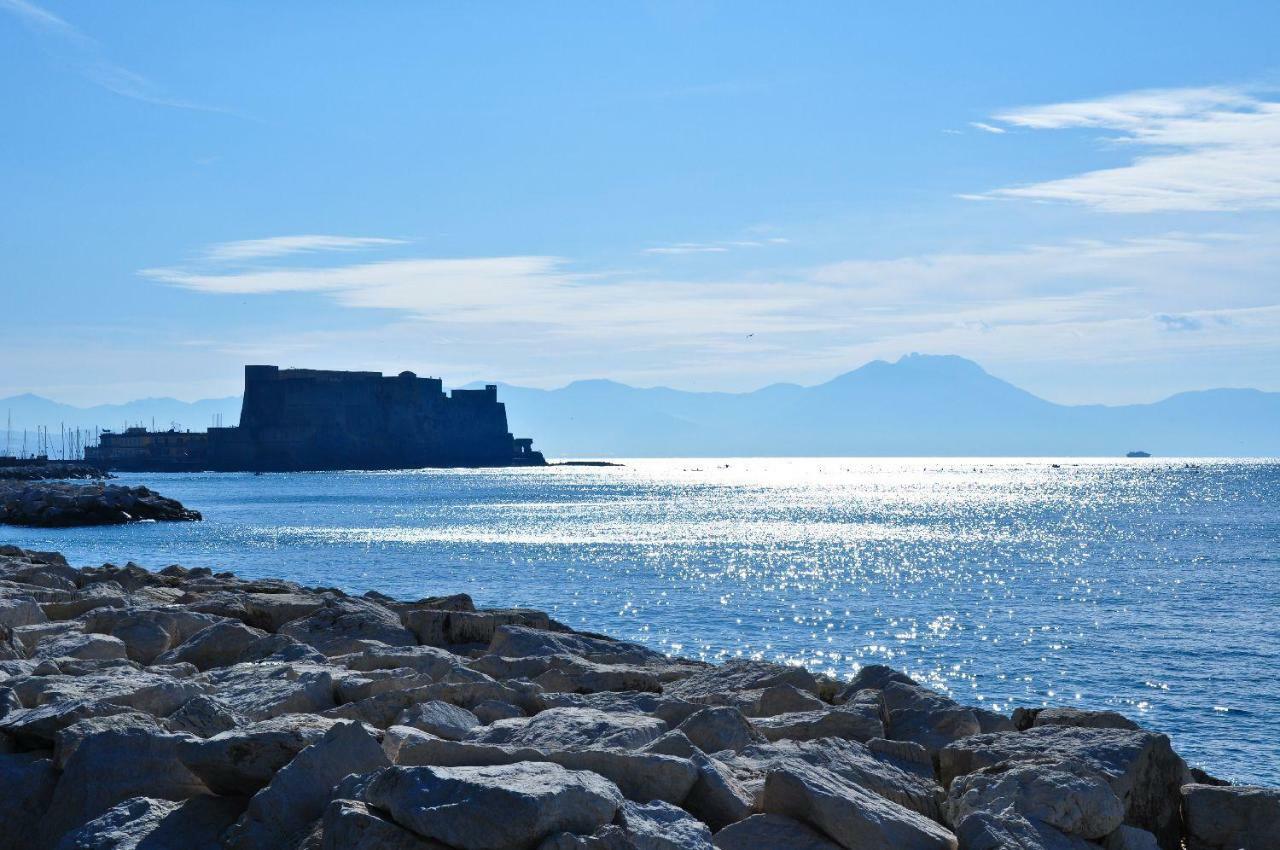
[85,365,545,471]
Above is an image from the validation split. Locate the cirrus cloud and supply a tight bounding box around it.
[972,86,1280,213]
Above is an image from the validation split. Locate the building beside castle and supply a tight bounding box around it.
[85,365,545,471]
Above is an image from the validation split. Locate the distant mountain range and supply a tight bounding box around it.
[3,355,1277,457]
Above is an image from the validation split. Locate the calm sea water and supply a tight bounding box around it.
[4,459,1277,783]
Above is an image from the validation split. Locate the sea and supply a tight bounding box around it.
[4,458,1277,784]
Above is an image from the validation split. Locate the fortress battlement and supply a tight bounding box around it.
[86,365,545,472]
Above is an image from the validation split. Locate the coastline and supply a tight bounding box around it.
[1,545,1275,849]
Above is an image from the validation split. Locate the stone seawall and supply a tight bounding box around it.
[0,482,201,527]
[0,546,1274,849]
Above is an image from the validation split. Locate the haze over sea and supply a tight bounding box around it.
[5,458,1277,784]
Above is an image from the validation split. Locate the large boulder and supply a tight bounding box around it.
[320,798,448,850]
[54,712,167,769]
[397,700,481,741]
[177,713,343,795]
[469,707,667,750]
[951,810,1101,850]
[753,703,884,743]
[1032,708,1141,732]
[223,721,390,850]
[409,612,551,648]
[683,750,756,831]
[0,597,46,629]
[279,597,416,656]
[487,625,660,665]
[1181,783,1280,850]
[241,592,328,632]
[617,799,713,849]
[546,749,698,805]
[1,669,203,745]
[881,681,981,755]
[729,737,946,822]
[340,644,465,679]
[664,660,819,704]
[40,585,128,621]
[834,664,917,702]
[80,607,223,664]
[165,695,245,737]
[712,813,843,850]
[324,689,428,729]
[154,620,270,671]
[675,706,765,754]
[34,632,129,662]
[40,726,210,844]
[534,656,664,695]
[740,685,827,718]
[366,762,624,850]
[760,761,958,850]
[939,727,1190,849]
[0,752,59,850]
[542,691,702,728]
[945,757,1126,841]
[194,662,337,720]
[54,795,244,850]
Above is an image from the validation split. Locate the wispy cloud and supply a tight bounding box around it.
[203,235,409,263]
[972,85,1280,212]
[644,237,789,255]
[122,227,1280,397]
[1,0,232,113]
[969,121,1006,134]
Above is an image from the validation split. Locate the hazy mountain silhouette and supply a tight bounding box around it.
[2,355,1276,457]
[485,354,1279,457]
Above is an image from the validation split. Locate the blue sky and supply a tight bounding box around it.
[3,1,1279,405]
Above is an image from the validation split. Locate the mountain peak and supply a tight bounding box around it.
[891,353,989,375]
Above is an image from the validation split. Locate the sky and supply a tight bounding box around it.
[2,1,1279,406]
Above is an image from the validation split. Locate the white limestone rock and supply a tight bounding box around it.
[366,762,624,850]
[154,620,270,671]
[279,597,417,656]
[223,721,390,850]
[53,795,244,850]
[320,798,449,850]
[177,713,344,795]
[40,725,210,845]
[1181,783,1280,850]
[760,761,958,850]
[753,702,884,743]
[397,699,481,740]
[0,752,59,850]
[711,813,843,850]
[469,707,667,750]
[194,661,337,720]
[664,660,820,704]
[939,726,1191,849]
[945,757,1126,840]
[675,706,766,754]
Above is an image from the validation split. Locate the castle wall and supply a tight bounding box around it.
[85,366,544,472]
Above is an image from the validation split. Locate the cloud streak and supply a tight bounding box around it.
[973,86,1280,212]
[203,235,409,263]
[1,0,231,113]
[644,237,789,255]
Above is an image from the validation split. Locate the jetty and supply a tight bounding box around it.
[0,546,1274,849]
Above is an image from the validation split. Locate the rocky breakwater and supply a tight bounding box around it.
[0,546,1275,850]
[0,463,108,482]
[0,481,201,526]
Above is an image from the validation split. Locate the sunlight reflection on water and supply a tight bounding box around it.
[4,457,1277,782]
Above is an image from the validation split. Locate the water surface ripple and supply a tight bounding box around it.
[5,458,1276,783]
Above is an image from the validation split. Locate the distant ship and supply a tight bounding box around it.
[1126,450,1152,458]
[85,365,546,472]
